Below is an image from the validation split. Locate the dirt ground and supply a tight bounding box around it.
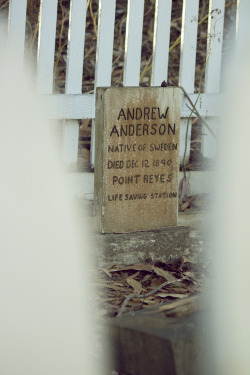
[92,256,210,319]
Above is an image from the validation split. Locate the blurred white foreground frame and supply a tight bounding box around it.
[212,1,250,374]
[0,48,99,375]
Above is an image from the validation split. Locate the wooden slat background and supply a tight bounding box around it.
[4,0,234,168]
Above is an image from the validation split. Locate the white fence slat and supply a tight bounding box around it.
[62,118,79,168]
[90,123,95,168]
[63,0,88,168]
[44,94,95,119]
[179,0,199,91]
[236,0,250,49]
[203,0,225,158]
[94,0,116,87]
[43,93,219,119]
[91,0,116,168]
[179,0,199,164]
[65,0,87,94]
[0,11,8,47]
[90,121,96,169]
[205,0,225,94]
[151,0,172,86]
[8,0,27,64]
[36,0,58,94]
[62,120,79,167]
[181,93,219,117]
[123,0,144,86]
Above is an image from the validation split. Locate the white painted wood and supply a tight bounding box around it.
[6,0,230,171]
[43,93,219,119]
[43,94,95,119]
[179,119,192,165]
[0,7,8,39]
[8,0,27,65]
[236,0,250,49]
[123,0,144,86]
[36,0,58,94]
[90,122,95,169]
[63,0,88,169]
[151,0,172,86]
[203,0,225,158]
[62,121,79,168]
[180,92,219,117]
[90,123,96,168]
[64,172,95,199]
[179,0,199,92]
[179,0,199,164]
[61,120,79,167]
[205,0,225,94]
[94,0,116,87]
[65,0,87,94]
[91,0,116,168]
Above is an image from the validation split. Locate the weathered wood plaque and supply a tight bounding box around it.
[94,87,180,233]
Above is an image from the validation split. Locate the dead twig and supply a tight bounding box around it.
[178,85,216,139]
[116,277,185,318]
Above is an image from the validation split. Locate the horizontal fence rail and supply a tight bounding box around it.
[3,0,241,169]
[43,92,220,120]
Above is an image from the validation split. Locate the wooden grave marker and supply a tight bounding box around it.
[94,87,180,233]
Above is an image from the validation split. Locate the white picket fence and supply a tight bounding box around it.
[2,0,245,196]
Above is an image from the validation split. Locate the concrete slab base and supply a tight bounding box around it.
[90,211,211,267]
[104,298,210,375]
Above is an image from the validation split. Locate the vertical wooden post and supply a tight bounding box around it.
[90,0,116,168]
[202,0,225,158]
[8,0,27,67]
[36,0,58,94]
[151,0,172,87]
[62,0,88,170]
[123,0,144,87]
[179,0,199,165]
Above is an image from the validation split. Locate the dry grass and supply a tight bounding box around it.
[0,0,236,92]
[0,0,237,170]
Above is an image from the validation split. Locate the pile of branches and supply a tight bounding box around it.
[92,256,209,318]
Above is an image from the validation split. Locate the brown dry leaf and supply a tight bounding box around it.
[150,277,166,288]
[183,271,196,279]
[165,296,207,318]
[152,265,177,281]
[164,287,191,294]
[141,274,152,283]
[126,276,143,295]
[180,255,192,265]
[100,268,112,278]
[96,282,128,293]
[158,295,198,312]
[110,263,153,273]
[128,271,140,279]
[79,119,90,132]
[180,201,191,211]
[81,147,90,161]
[180,196,196,212]
[143,298,156,305]
[156,292,191,299]
[167,256,184,270]
[126,301,143,309]
[105,264,115,270]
